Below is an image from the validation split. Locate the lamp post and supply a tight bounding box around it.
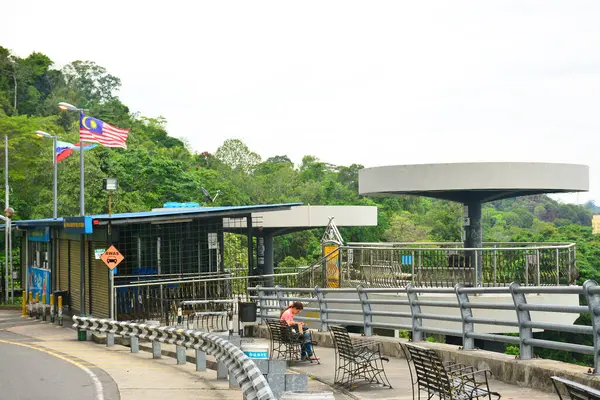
[58,102,87,321]
[35,131,58,219]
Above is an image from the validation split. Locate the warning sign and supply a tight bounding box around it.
[101,245,124,270]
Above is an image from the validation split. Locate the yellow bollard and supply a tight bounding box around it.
[28,292,33,317]
[41,293,47,321]
[49,294,55,323]
[35,293,40,319]
[22,292,27,316]
[57,296,63,326]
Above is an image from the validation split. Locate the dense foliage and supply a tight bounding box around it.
[2,47,600,363]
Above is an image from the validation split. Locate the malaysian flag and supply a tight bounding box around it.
[79,113,130,148]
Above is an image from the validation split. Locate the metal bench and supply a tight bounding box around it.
[265,319,319,363]
[328,325,392,391]
[551,376,600,400]
[402,342,500,400]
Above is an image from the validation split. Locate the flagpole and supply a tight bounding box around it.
[79,111,86,318]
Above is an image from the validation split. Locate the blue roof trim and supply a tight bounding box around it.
[3,202,303,229]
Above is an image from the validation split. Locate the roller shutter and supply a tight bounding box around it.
[90,241,109,318]
[58,239,69,292]
[69,241,82,314]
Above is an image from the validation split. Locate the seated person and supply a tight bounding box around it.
[280,301,319,361]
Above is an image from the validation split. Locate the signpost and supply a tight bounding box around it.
[100,245,124,320]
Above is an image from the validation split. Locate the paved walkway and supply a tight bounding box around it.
[249,337,557,400]
[0,310,348,399]
[1,309,559,399]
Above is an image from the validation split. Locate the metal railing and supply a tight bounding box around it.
[256,281,600,373]
[114,272,298,322]
[297,242,577,288]
[72,316,275,400]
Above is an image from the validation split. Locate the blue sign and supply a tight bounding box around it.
[28,227,50,242]
[27,266,51,301]
[64,216,93,234]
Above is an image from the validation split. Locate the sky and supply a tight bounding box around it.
[2,1,600,204]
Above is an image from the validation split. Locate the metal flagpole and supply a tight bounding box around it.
[4,135,8,304]
[79,111,86,317]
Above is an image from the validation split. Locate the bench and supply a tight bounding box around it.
[402,342,500,400]
[265,319,319,363]
[551,376,600,400]
[329,325,392,391]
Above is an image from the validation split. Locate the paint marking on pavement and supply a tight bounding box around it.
[0,338,105,400]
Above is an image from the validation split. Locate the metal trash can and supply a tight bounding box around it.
[53,290,69,306]
[238,301,257,323]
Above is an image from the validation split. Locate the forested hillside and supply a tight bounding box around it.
[1,46,599,284]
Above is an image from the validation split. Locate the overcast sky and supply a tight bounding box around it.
[2,1,599,204]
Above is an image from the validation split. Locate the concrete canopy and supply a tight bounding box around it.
[222,205,377,235]
[358,162,589,287]
[359,162,589,203]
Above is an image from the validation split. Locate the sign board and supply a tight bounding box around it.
[208,232,218,249]
[593,215,600,235]
[463,217,470,226]
[27,266,51,301]
[28,227,50,242]
[94,248,106,260]
[101,245,124,270]
[64,216,93,234]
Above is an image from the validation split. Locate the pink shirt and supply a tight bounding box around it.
[280,308,295,325]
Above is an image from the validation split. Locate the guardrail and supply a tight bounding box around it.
[296,242,577,288]
[72,316,275,400]
[256,281,600,373]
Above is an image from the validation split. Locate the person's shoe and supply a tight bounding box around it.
[309,355,320,361]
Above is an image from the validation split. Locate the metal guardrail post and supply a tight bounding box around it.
[509,282,533,360]
[556,248,560,285]
[583,280,600,374]
[536,249,541,286]
[406,284,423,342]
[314,286,328,332]
[356,285,372,336]
[455,284,475,350]
[274,285,286,312]
[257,286,267,322]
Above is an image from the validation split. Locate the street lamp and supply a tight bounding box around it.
[58,102,82,112]
[58,102,87,323]
[103,178,117,216]
[35,131,58,219]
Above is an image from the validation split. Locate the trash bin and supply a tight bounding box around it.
[239,301,257,323]
[53,290,69,306]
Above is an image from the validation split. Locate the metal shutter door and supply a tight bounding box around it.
[90,242,109,318]
[69,241,82,314]
[58,239,69,292]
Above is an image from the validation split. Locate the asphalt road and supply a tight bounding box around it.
[0,316,108,400]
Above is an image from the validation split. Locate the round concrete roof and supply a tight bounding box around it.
[359,162,589,203]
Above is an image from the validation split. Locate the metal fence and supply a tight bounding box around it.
[114,272,298,322]
[256,281,600,373]
[297,242,577,288]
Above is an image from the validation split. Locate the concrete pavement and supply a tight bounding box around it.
[249,337,558,400]
[0,310,348,399]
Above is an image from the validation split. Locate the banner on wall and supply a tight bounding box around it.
[27,266,51,300]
